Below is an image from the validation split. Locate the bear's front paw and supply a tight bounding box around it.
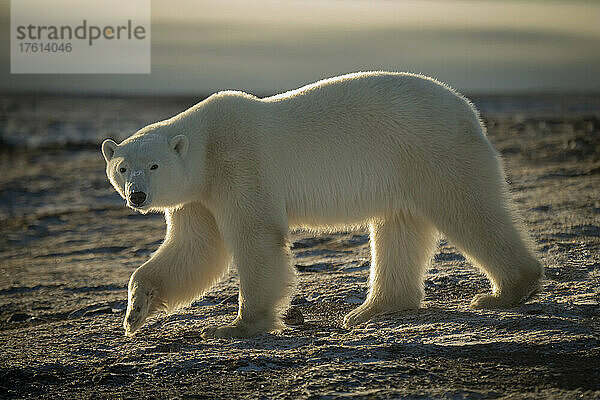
[343,303,380,328]
[471,276,542,309]
[470,290,537,309]
[471,292,532,309]
[470,293,502,309]
[123,285,155,336]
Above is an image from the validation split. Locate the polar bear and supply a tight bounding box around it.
[102,72,543,338]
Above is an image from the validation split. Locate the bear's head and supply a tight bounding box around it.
[102,133,189,212]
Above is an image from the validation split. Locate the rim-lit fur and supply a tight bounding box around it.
[103,71,544,337]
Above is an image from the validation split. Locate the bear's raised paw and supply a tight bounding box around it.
[123,285,155,336]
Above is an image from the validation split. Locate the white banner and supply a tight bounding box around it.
[11,0,151,74]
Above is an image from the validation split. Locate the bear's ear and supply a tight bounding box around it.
[102,139,118,162]
[170,135,189,158]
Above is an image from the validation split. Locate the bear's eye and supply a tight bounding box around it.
[119,167,127,173]
[150,164,158,170]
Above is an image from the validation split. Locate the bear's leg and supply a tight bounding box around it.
[202,212,296,339]
[344,213,437,328]
[124,202,229,335]
[435,196,543,309]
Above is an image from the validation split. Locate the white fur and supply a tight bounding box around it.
[102,71,544,338]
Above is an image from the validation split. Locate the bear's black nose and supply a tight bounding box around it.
[130,191,147,206]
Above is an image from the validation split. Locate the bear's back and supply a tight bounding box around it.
[263,71,465,110]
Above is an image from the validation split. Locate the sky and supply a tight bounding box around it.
[1,0,599,95]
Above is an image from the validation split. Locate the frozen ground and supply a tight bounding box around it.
[0,94,599,399]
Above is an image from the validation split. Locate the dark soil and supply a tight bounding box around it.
[1,95,599,399]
